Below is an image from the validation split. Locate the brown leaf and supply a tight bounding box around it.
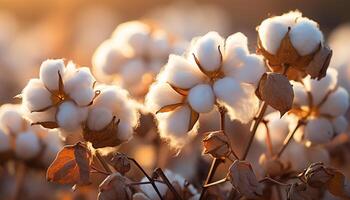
[202,130,230,159]
[287,183,320,200]
[256,72,294,116]
[109,152,131,175]
[303,162,334,188]
[229,160,263,199]
[98,173,132,200]
[327,170,350,199]
[32,121,59,129]
[305,45,332,80]
[156,103,184,114]
[47,142,92,185]
[188,108,199,132]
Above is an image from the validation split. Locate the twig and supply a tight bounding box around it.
[155,168,183,200]
[199,158,221,200]
[275,120,303,158]
[127,157,164,200]
[91,165,110,176]
[259,177,291,187]
[95,150,112,174]
[241,101,268,160]
[203,177,228,188]
[13,162,26,200]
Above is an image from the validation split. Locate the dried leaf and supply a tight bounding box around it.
[203,130,230,159]
[228,160,263,199]
[304,162,333,188]
[256,72,294,116]
[188,108,199,132]
[287,183,319,200]
[156,103,184,114]
[109,153,131,175]
[47,142,92,185]
[327,170,350,199]
[98,173,132,200]
[32,121,59,129]
[305,45,332,80]
[83,117,124,148]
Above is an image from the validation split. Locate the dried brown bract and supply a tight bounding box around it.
[110,152,131,175]
[203,130,231,159]
[98,173,132,200]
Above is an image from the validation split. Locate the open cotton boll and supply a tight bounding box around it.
[145,82,183,113]
[0,104,25,134]
[140,176,168,200]
[92,40,129,75]
[56,101,88,131]
[0,129,11,152]
[289,19,323,56]
[291,81,309,107]
[164,54,205,89]
[87,107,113,131]
[148,30,171,58]
[69,88,95,107]
[223,32,249,68]
[22,79,52,112]
[120,59,147,85]
[280,141,308,172]
[39,59,65,91]
[303,68,338,105]
[188,84,215,113]
[15,131,41,160]
[331,116,348,134]
[319,87,349,117]
[304,118,334,144]
[23,106,57,126]
[279,11,302,26]
[213,77,259,123]
[116,121,134,141]
[258,17,289,55]
[191,31,224,72]
[157,105,192,147]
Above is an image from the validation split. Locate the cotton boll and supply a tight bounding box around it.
[120,59,147,85]
[281,141,308,172]
[319,87,349,117]
[56,101,88,131]
[140,176,168,200]
[22,79,52,112]
[289,19,323,56]
[304,68,338,105]
[145,82,183,113]
[164,54,205,89]
[157,105,192,147]
[116,121,133,141]
[258,17,289,55]
[213,77,259,123]
[15,131,41,160]
[331,116,348,134]
[0,129,11,152]
[148,30,171,58]
[70,88,95,107]
[0,104,25,134]
[148,60,163,74]
[304,118,334,144]
[279,11,302,26]
[24,106,57,126]
[39,59,65,91]
[192,32,224,72]
[188,84,214,113]
[87,107,113,131]
[292,81,309,107]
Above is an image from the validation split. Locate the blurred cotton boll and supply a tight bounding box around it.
[146,31,265,147]
[15,130,41,160]
[92,20,187,100]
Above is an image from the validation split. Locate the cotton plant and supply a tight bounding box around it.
[92,20,187,99]
[0,104,63,166]
[146,31,265,147]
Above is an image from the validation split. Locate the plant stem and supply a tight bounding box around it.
[95,150,112,174]
[13,162,26,200]
[203,177,228,188]
[241,101,268,160]
[275,120,303,158]
[155,168,183,200]
[128,157,164,200]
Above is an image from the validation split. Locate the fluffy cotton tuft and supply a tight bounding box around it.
[15,130,41,160]
[331,116,348,134]
[39,59,65,91]
[319,87,349,117]
[304,118,334,145]
[0,104,26,134]
[188,84,215,113]
[56,101,88,132]
[22,79,52,112]
[0,129,11,152]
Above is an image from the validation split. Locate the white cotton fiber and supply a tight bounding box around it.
[291,81,309,107]
[319,87,349,117]
[258,17,289,55]
[145,82,183,113]
[39,59,65,91]
[188,84,215,113]
[70,88,95,107]
[148,30,171,58]
[0,104,25,134]
[289,19,323,56]
[87,107,113,131]
[164,54,204,89]
[280,141,308,172]
[213,77,259,123]
[15,131,41,160]
[331,116,348,134]
[120,59,147,85]
[191,32,224,72]
[22,79,52,112]
[56,101,88,131]
[0,129,10,152]
[304,117,334,144]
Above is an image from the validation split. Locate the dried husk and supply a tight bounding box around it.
[98,173,132,200]
[203,130,230,159]
[109,152,131,175]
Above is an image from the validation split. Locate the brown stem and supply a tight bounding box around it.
[259,177,291,187]
[155,168,183,200]
[241,101,268,160]
[13,162,26,200]
[275,120,303,158]
[127,157,164,200]
[263,120,274,156]
[203,177,228,188]
[95,150,112,174]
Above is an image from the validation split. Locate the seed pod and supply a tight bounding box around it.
[304,163,334,188]
[203,130,230,159]
[110,152,131,175]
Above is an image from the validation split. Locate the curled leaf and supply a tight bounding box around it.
[203,130,230,159]
[109,152,131,175]
[32,121,59,129]
[47,142,92,186]
[305,45,332,80]
[256,72,294,116]
[304,162,334,188]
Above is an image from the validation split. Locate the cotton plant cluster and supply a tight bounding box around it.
[146,31,265,147]
[0,104,62,166]
[92,20,187,99]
